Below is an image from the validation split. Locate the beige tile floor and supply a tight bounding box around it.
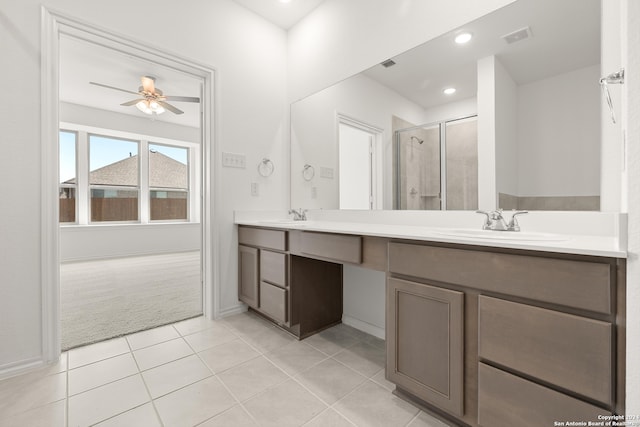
[0,311,451,427]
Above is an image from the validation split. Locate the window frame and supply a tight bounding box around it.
[148,141,191,223]
[58,124,200,226]
[59,129,78,224]
[88,133,141,224]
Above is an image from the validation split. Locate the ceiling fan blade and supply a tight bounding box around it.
[121,99,143,106]
[158,100,184,115]
[165,95,200,103]
[141,76,156,94]
[90,81,139,95]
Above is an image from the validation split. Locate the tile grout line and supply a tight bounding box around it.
[182,323,264,427]
[125,333,165,427]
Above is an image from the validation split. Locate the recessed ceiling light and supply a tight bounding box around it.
[443,87,456,95]
[454,32,473,44]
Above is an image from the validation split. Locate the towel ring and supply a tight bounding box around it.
[258,158,274,177]
[302,164,315,181]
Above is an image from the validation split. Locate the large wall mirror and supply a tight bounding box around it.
[291,0,604,211]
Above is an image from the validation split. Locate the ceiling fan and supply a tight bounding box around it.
[89,76,200,115]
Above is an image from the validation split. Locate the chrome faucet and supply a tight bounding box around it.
[288,208,307,221]
[476,209,528,231]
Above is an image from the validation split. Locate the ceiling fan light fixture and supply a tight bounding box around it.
[136,99,165,115]
[136,100,153,115]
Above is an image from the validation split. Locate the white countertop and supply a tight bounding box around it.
[235,215,626,258]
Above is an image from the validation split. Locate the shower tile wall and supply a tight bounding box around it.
[394,116,441,210]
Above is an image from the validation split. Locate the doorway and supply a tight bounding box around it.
[337,115,383,210]
[42,10,216,357]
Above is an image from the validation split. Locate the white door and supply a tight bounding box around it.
[339,123,374,209]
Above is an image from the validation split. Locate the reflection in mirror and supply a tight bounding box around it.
[290,0,601,211]
[394,116,478,210]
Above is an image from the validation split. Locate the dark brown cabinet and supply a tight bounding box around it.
[238,226,343,338]
[387,240,625,426]
[386,277,464,417]
[238,245,259,308]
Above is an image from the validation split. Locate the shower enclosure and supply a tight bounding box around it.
[395,116,478,210]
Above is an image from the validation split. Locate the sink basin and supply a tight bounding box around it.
[434,228,568,242]
[257,220,310,228]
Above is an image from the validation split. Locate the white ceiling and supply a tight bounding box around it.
[60,35,203,128]
[232,0,325,29]
[362,0,600,110]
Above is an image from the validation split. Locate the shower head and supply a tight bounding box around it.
[410,136,424,144]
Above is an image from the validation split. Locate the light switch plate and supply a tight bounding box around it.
[222,152,246,168]
[320,167,334,179]
[251,182,259,197]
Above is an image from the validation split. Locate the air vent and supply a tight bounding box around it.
[501,26,533,44]
[381,59,396,68]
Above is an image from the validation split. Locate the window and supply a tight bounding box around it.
[58,127,198,225]
[89,135,139,222]
[59,131,77,223]
[149,144,189,221]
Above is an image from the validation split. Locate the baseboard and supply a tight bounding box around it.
[0,356,47,381]
[342,315,385,340]
[217,303,247,319]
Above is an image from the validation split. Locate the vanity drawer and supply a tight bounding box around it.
[239,226,286,251]
[299,231,362,264]
[260,250,287,287]
[259,281,287,324]
[478,295,613,406]
[388,242,612,314]
[478,363,607,427]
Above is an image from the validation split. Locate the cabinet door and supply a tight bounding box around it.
[387,277,464,416]
[238,245,259,308]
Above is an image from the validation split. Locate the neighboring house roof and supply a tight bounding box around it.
[65,151,187,188]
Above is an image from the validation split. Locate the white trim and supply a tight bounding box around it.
[218,304,248,318]
[41,8,219,370]
[0,357,49,381]
[41,7,61,364]
[342,315,385,340]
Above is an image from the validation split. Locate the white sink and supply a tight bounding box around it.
[434,228,569,242]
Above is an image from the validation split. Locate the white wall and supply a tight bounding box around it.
[421,97,477,125]
[0,0,288,373]
[517,65,601,197]
[342,266,385,339]
[476,56,498,210]
[60,224,201,262]
[60,102,201,144]
[494,58,518,197]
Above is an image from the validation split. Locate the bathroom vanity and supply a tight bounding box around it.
[236,217,626,426]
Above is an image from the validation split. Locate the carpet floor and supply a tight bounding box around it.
[60,251,202,350]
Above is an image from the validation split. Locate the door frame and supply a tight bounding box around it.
[41,8,218,362]
[335,113,384,209]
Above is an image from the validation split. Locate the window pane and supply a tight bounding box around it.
[89,135,139,186]
[150,190,188,220]
[59,131,77,184]
[59,187,76,223]
[149,144,188,189]
[91,188,139,222]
